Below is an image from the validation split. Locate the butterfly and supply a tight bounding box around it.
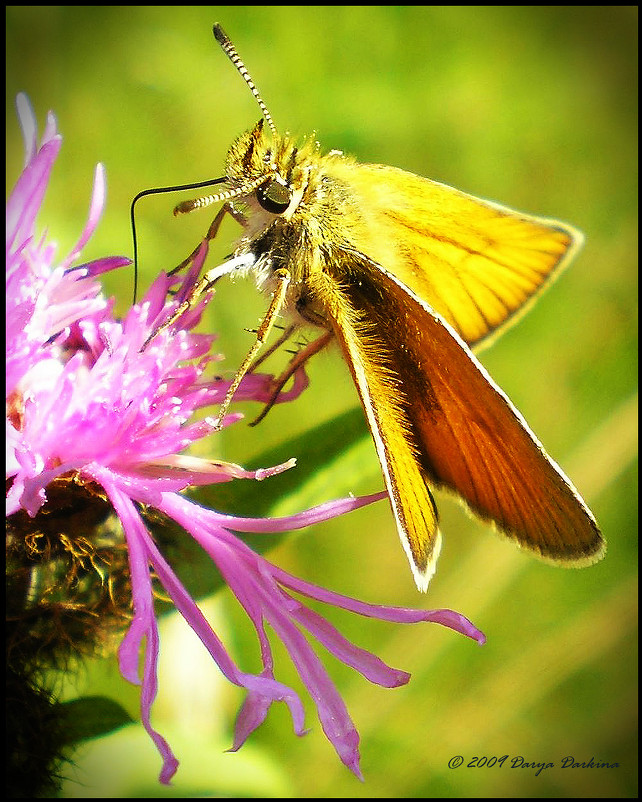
[146,24,605,590]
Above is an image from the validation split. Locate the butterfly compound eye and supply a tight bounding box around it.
[257,179,291,214]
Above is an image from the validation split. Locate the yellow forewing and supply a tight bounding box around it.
[328,161,582,347]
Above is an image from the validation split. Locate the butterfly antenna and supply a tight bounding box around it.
[213,23,278,137]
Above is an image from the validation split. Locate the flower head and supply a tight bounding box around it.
[6,94,484,789]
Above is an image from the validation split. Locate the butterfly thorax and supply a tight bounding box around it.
[225,119,366,323]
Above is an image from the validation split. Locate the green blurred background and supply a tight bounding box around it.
[6,6,637,798]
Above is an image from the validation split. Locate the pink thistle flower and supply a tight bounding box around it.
[6,94,485,788]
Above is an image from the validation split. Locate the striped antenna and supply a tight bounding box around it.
[213,23,278,137]
[173,174,271,216]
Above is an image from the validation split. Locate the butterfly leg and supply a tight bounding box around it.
[248,324,298,372]
[213,267,292,429]
[141,202,248,350]
[167,201,247,277]
[249,330,333,426]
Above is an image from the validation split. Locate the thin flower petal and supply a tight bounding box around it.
[17,93,37,166]
[215,491,389,533]
[61,163,106,269]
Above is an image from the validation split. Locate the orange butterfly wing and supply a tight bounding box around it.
[316,248,604,588]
